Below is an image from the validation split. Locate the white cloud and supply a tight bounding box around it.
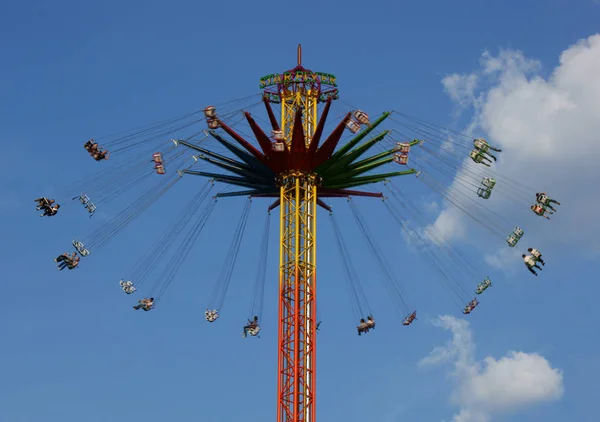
[442,73,479,108]
[420,316,564,422]
[428,34,600,256]
[483,247,522,274]
[424,200,439,213]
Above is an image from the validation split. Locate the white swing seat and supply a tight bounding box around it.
[72,240,90,256]
[205,309,219,322]
[248,326,261,336]
[79,194,90,205]
[120,280,136,294]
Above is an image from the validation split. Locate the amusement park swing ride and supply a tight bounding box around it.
[37,45,561,422]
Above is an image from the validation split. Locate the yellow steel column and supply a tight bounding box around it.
[277,50,319,422]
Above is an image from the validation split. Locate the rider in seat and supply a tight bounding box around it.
[469,149,492,167]
[35,197,60,216]
[40,203,60,217]
[527,248,545,266]
[522,254,543,276]
[522,253,543,275]
[473,138,502,161]
[462,299,479,314]
[536,192,561,212]
[35,197,54,210]
[68,256,80,270]
[133,298,154,311]
[243,316,259,337]
[366,315,375,330]
[403,311,417,326]
[530,204,552,219]
[54,252,79,270]
[357,318,369,336]
[85,140,110,161]
[92,149,110,161]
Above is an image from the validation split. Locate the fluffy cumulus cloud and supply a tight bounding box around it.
[420,316,564,422]
[427,34,600,265]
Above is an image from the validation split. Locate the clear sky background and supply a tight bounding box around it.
[1,1,600,421]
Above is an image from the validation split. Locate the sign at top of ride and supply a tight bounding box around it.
[259,70,337,89]
[260,44,340,104]
[260,68,340,104]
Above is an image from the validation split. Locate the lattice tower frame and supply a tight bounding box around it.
[276,46,319,422]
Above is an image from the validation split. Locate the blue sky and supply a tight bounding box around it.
[2,1,600,421]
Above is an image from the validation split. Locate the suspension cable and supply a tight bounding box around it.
[347,198,412,316]
[154,199,218,301]
[330,211,371,319]
[249,211,271,320]
[208,197,253,312]
[81,160,193,251]
[124,181,214,288]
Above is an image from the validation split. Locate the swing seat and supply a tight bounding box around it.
[469,149,484,162]
[203,106,217,118]
[506,227,524,247]
[207,118,219,129]
[402,311,417,326]
[155,164,165,174]
[271,129,284,141]
[205,309,219,322]
[79,193,90,205]
[353,110,370,125]
[248,326,261,336]
[86,203,96,214]
[477,188,491,199]
[482,177,496,189]
[272,141,285,152]
[72,240,90,256]
[473,139,489,153]
[345,120,361,134]
[393,153,409,165]
[123,285,136,294]
[120,280,136,294]
[395,142,411,153]
[537,195,550,205]
[475,279,491,294]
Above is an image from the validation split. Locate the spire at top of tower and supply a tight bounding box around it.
[297,44,302,66]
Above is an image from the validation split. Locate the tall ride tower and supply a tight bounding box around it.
[261,45,338,422]
[179,44,416,422]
